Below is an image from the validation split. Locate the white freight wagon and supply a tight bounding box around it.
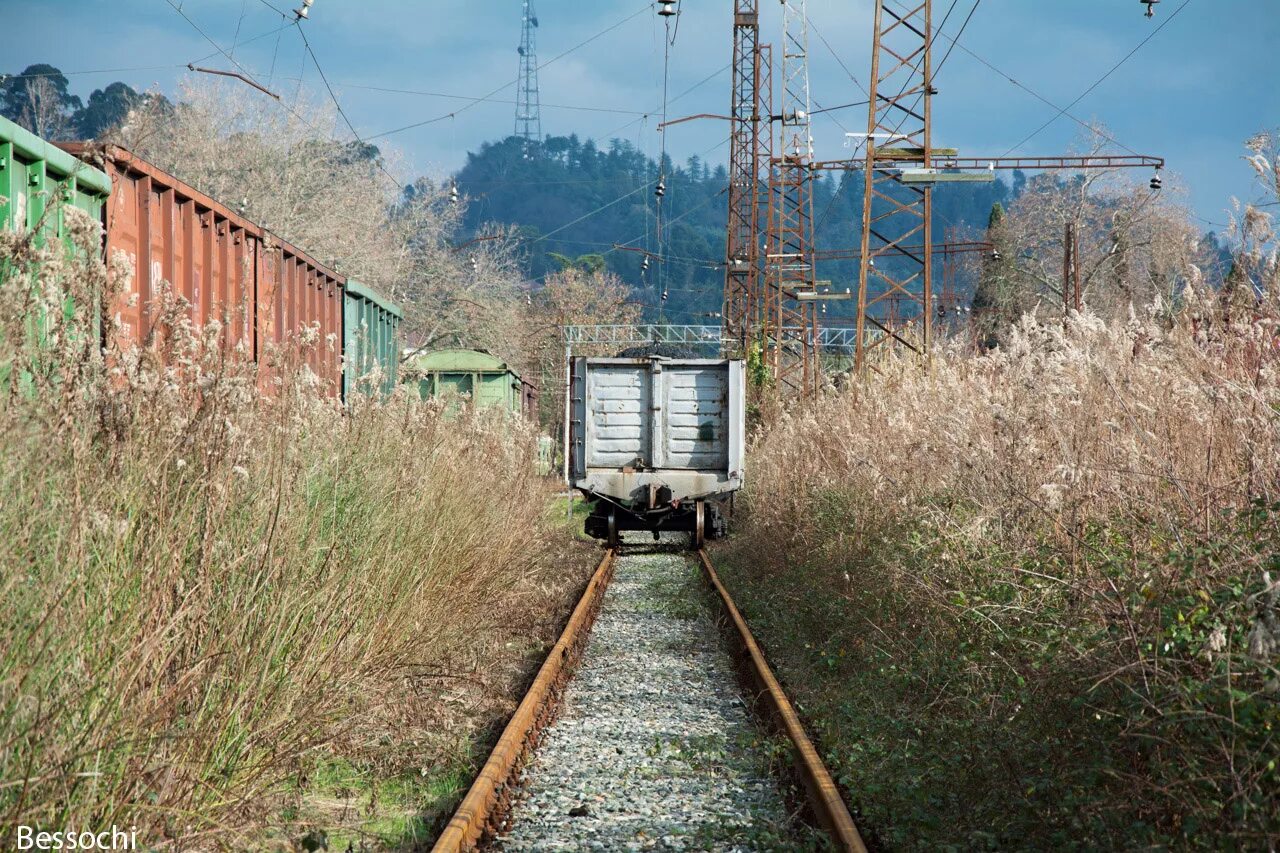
[569,357,745,546]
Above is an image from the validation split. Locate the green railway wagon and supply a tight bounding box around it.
[1,115,112,396]
[1,115,112,241]
[403,348,534,415]
[342,278,402,400]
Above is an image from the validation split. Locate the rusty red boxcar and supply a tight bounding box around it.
[59,142,344,396]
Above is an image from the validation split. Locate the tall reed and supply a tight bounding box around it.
[0,203,564,847]
[729,299,1280,847]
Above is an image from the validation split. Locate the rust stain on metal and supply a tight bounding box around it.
[432,548,617,853]
[697,549,867,853]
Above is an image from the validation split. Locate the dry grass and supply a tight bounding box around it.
[727,296,1280,846]
[0,203,587,849]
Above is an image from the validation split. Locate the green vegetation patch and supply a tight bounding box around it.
[717,495,1280,851]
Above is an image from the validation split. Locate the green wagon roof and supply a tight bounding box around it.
[344,278,403,318]
[406,348,515,374]
[0,117,112,197]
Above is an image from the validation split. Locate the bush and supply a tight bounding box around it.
[724,304,1280,849]
[0,203,576,847]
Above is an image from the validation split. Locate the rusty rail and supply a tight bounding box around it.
[697,549,867,853]
[432,548,617,852]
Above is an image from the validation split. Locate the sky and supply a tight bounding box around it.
[3,0,1276,230]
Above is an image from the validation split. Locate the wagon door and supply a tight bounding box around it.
[586,364,652,469]
[663,366,728,470]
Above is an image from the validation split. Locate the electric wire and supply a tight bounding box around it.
[163,0,277,95]
[655,5,675,300]
[1002,0,1194,156]
[364,2,654,142]
[331,83,650,117]
[807,15,868,98]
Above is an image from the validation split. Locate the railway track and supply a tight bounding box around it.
[433,537,865,852]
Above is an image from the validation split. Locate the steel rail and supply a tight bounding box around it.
[432,548,618,853]
[697,549,868,852]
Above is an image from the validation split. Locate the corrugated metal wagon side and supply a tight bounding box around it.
[58,142,262,360]
[255,230,344,396]
[342,278,402,400]
[59,142,345,397]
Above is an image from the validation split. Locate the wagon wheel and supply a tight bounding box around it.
[607,510,620,548]
[691,500,705,551]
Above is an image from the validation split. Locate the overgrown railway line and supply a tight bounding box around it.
[432,538,865,852]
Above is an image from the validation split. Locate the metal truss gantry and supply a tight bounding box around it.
[564,323,858,352]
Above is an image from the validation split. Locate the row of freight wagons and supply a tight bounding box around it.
[0,114,401,400]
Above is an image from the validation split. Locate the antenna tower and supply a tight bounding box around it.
[516,0,542,143]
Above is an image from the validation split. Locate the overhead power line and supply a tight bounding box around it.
[333,83,650,117]
[1004,0,1195,155]
[365,1,654,142]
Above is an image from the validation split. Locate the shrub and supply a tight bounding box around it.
[725,301,1280,848]
[0,200,571,847]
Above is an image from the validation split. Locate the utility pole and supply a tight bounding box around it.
[762,0,819,396]
[1063,221,1081,316]
[723,1,764,351]
[516,0,542,145]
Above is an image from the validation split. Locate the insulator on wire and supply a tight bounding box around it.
[991,248,1002,261]
[641,255,650,272]
[1150,171,1163,190]
[658,0,677,17]
[1141,0,1159,17]
[661,289,668,302]
[654,178,666,199]
[449,184,460,204]
[469,254,478,272]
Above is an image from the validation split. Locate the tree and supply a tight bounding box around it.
[523,267,641,425]
[1,64,81,139]
[73,82,141,139]
[978,127,1207,332]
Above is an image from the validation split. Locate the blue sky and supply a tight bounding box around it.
[4,0,1276,228]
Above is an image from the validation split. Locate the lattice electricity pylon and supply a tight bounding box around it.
[762,0,819,396]
[855,0,935,369]
[515,0,542,144]
[723,0,763,351]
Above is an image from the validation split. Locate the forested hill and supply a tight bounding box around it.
[456,134,1018,322]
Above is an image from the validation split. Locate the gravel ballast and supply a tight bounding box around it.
[495,538,798,851]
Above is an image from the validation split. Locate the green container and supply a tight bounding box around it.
[404,348,525,413]
[342,278,402,400]
[1,116,112,396]
[0,115,111,241]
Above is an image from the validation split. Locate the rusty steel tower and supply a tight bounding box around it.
[854,0,936,369]
[516,0,542,143]
[762,0,819,395]
[723,1,765,351]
